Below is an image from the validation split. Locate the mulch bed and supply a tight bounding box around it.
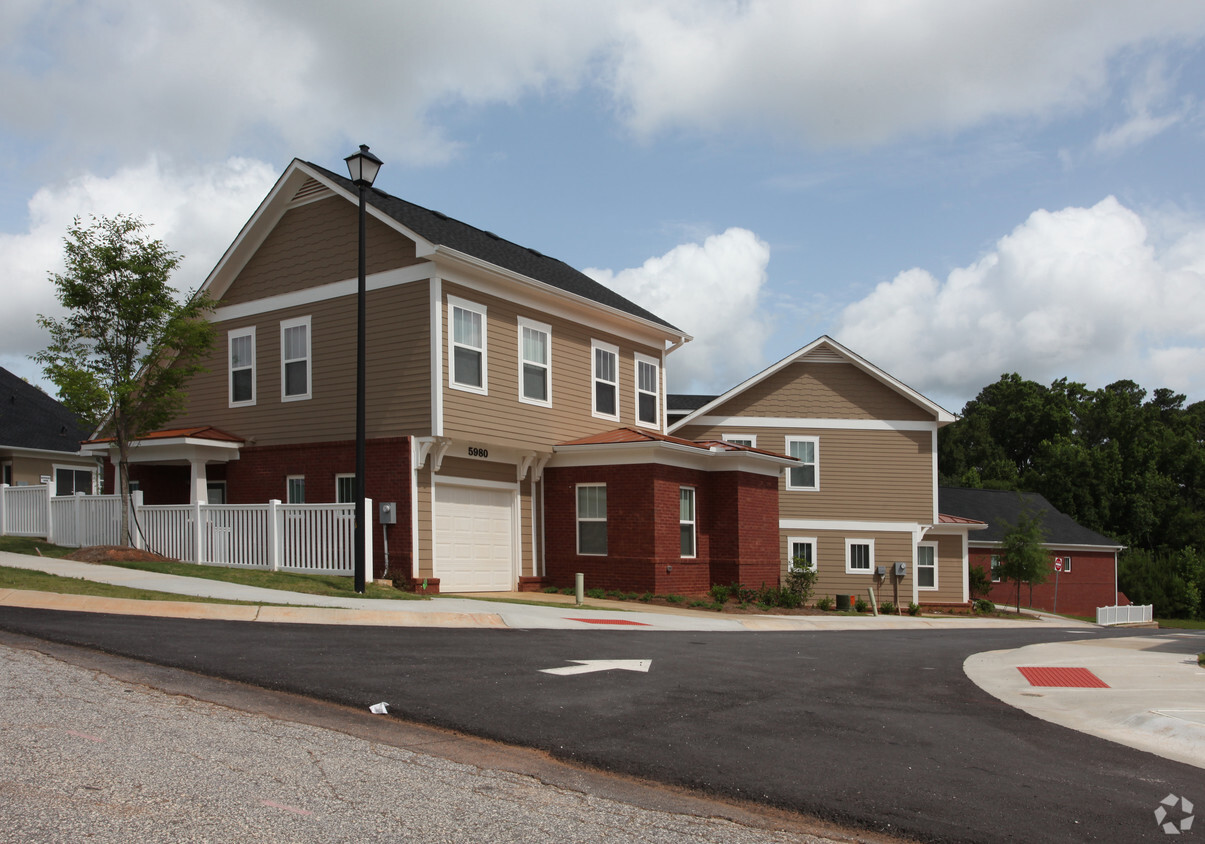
[64,545,177,564]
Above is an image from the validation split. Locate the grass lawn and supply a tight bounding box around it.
[0,565,263,606]
[0,536,424,601]
[1156,618,1205,630]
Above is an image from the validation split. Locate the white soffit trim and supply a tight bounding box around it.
[212,265,433,322]
[432,246,690,351]
[688,416,938,432]
[668,335,955,433]
[779,518,923,534]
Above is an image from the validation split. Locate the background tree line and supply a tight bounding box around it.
[939,373,1205,617]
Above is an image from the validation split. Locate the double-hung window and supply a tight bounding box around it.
[722,434,757,448]
[281,316,311,401]
[229,327,256,407]
[788,537,817,572]
[846,539,873,574]
[679,487,696,558]
[335,474,355,504]
[449,296,487,393]
[287,476,306,504]
[635,353,660,428]
[591,340,619,420]
[785,436,819,490]
[518,317,551,406]
[990,555,1001,582]
[577,484,607,555]
[917,542,937,589]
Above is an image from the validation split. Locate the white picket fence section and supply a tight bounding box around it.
[1096,604,1153,625]
[0,484,370,577]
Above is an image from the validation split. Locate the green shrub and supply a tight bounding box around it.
[854,597,868,613]
[605,589,625,599]
[816,595,834,611]
[665,593,684,604]
[709,584,732,604]
[908,602,921,616]
[974,598,996,614]
[879,601,896,615]
[785,565,817,603]
[625,592,640,601]
[586,587,605,599]
[733,583,757,604]
[638,592,653,602]
[542,586,560,594]
[968,565,992,600]
[559,586,574,595]
[689,599,708,608]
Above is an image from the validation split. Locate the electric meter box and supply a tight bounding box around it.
[893,561,907,577]
[379,502,397,524]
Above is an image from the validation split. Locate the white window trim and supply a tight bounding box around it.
[1056,554,1072,574]
[785,435,820,491]
[788,536,817,572]
[679,486,696,559]
[722,433,757,448]
[576,483,607,556]
[335,473,355,504]
[517,316,552,407]
[917,541,938,591]
[448,295,488,395]
[280,316,312,402]
[228,326,256,408]
[845,538,874,574]
[591,340,620,421]
[634,352,660,429]
[53,464,95,495]
[286,475,306,504]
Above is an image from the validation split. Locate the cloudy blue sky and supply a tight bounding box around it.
[3,1,1205,413]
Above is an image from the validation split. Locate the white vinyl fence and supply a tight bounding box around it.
[0,484,370,577]
[1096,604,1154,625]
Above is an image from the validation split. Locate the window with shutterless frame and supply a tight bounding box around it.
[917,542,938,589]
[287,476,306,504]
[785,436,819,490]
[591,340,619,420]
[722,433,757,448]
[576,484,607,555]
[335,474,355,504]
[788,537,817,571]
[990,555,1001,582]
[228,326,256,407]
[449,295,487,393]
[280,316,311,401]
[635,353,660,428]
[845,538,873,574]
[518,316,551,406]
[679,486,696,558]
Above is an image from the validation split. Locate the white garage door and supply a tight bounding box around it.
[434,483,516,592]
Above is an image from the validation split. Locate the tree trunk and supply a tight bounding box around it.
[115,419,132,548]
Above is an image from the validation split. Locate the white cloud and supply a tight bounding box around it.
[3,1,1204,169]
[0,156,276,385]
[1093,57,1189,154]
[585,228,772,393]
[834,197,1205,409]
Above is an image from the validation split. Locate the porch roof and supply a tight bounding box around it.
[81,426,244,465]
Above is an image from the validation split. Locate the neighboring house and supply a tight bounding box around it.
[85,157,793,593]
[669,337,982,609]
[938,487,1125,616]
[0,367,96,494]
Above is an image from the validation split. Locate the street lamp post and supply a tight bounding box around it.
[345,144,383,594]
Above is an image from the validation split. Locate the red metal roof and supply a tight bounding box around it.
[938,512,986,525]
[557,427,794,460]
[85,426,244,445]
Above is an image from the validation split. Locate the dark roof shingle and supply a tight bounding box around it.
[938,487,1122,548]
[0,368,90,454]
[305,162,680,332]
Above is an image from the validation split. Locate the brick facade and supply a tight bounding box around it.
[971,547,1120,617]
[543,463,781,596]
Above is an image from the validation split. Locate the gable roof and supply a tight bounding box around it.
[938,487,1123,549]
[0,367,90,454]
[298,161,681,333]
[667,335,956,432]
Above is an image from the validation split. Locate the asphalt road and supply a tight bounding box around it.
[1,607,1197,843]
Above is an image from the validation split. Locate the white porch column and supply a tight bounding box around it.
[189,458,209,504]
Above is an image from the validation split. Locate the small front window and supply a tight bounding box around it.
[786,436,818,490]
[519,318,551,405]
[846,539,873,574]
[287,476,306,504]
[229,327,255,406]
[679,487,696,558]
[449,297,487,393]
[592,341,619,420]
[722,434,757,448]
[577,484,607,555]
[335,474,355,504]
[789,537,817,572]
[635,354,660,427]
[917,543,937,589]
[281,317,311,401]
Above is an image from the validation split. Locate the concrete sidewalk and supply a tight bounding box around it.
[965,633,1205,771]
[1,549,1086,632]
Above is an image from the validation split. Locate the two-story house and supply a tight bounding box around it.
[669,337,982,609]
[101,158,792,594]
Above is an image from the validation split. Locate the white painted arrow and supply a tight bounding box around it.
[539,659,651,676]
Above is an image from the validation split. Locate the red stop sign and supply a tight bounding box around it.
[1054,558,1064,572]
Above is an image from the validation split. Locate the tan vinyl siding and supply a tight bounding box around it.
[437,456,517,485]
[924,533,966,604]
[708,361,934,422]
[440,282,662,448]
[680,424,933,522]
[787,529,917,602]
[520,478,534,575]
[220,197,422,306]
[417,466,433,578]
[171,281,431,445]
